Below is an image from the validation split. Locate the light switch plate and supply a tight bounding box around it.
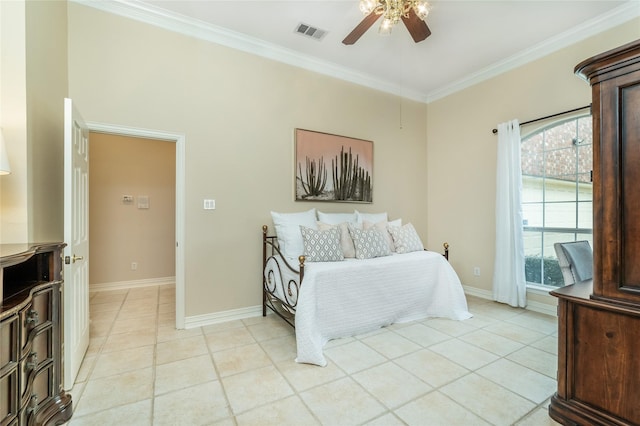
[137,195,150,209]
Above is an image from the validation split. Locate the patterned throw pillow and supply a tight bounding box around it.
[348,225,392,259]
[300,226,344,262]
[388,223,424,254]
[317,222,356,258]
[363,220,396,252]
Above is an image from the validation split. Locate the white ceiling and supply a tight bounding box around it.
[95,0,639,102]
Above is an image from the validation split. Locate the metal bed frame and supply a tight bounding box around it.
[262,224,449,328]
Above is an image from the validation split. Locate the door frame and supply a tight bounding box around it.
[86,121,186,329]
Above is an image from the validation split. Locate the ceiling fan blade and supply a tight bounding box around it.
[342,12,381,45]
[401,9,431,43]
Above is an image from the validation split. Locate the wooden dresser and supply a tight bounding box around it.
[0,243,72,426]
[550,40,640,425]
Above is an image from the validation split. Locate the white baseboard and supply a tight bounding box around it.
[184,305,264,329]
[462,285,493,300]
[90,276,176,292]
[177,283,559,330]
[462,284,558,317]
[526,299,557,317]
[184,285,558,330]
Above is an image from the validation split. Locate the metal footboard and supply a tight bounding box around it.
[262,225,305,328]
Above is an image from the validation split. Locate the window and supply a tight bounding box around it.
[521,115,592,287]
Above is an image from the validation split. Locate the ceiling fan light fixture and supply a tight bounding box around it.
[379,17,394,35]
[343,0,432,45]
[413,1,430,20]
[359,0,377,15]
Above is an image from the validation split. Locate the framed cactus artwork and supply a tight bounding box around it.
[295,128,373,203]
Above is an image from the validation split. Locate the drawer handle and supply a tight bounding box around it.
[26,309,39,327]
[26,352,38,371]
[26,395,38,413]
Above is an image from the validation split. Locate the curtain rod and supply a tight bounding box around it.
[491,104,592,134]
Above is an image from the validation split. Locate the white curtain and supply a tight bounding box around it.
[493,119,527,308]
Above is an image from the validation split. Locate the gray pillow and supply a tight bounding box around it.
[348,225,391,259]
[388,223,424,254]
[300,226,344,262]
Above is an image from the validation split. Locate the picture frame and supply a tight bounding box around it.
[295,128,373,203]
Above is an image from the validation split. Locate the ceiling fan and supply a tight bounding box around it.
[343,0,432,45]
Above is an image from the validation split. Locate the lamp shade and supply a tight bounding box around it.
[0,128,10,175]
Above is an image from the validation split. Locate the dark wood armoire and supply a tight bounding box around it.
[550,40,640,425]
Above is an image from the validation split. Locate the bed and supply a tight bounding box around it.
[262,223,472,366]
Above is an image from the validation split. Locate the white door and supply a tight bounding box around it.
[63,98,90,390]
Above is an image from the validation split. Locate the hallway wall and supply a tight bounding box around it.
[89,132,176,286]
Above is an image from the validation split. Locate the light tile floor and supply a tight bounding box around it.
[66,284,561,426]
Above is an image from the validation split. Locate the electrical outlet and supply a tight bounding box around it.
[473,266,480,276]
[131,262,138,271]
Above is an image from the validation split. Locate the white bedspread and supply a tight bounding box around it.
[294,250,472,366]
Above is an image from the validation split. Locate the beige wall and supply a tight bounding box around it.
[89,133,176,285]
[0,0,67,243]
[25,0,68,242]
[67,3,428,317]
[6,1,637,317]
[0,0,29,243]
[426,20,640,306]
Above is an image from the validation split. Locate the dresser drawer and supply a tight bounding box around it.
[19,327,52,402]
[0,314,19,426]
[19,362,53,426]
[0,369,18,426]
[0,315,18,371]
[19,287,52,352]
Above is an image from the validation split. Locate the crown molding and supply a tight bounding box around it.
[425,1,640,103]
[73,0,639,105]
[71,0,426,102]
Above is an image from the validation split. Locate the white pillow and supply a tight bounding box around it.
[355,210,388,225]
[317,211,357,225]
[300,226,344,262]
[388,223,424,254]
[348,224,391,259]
[318,222,356,258]
[270,209,317,258]
[388,218,402,227]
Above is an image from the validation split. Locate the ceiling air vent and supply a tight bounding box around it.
[294,22,327,41]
